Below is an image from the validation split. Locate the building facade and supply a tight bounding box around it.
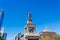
[21,12,39,40]
[39,27,56,40]
[15,11,57,40]
[15,33,21,40]
[0,9,4,30]
[3,33,7,40]
[0,9,7,40]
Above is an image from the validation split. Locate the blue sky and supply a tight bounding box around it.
[0,0,60,40]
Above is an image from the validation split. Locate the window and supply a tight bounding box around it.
[29,28,34,33]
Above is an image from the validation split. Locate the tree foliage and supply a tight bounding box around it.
[43,34,60,40]
[0,33,4,40]
[44,36,51,40]
[53,34,60,40]
[57,34,60,40]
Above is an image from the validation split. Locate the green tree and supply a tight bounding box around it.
[54,35,58,40]
[44,36,51,40]
[57,34,60,40]
[54,34,60,40]
[0,33,4,40]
